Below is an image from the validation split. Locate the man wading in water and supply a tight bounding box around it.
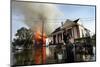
[63,29,74,63]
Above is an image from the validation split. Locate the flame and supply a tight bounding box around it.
[34,30,47,64]
[35,30,42,41]
[35,30,47,44]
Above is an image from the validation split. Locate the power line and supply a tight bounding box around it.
[13,17,95,21]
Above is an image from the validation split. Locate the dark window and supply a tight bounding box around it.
[53,35,56,44]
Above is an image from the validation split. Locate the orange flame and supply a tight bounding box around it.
[35,30,47,44]
[34,30,46,64]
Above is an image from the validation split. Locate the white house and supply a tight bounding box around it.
[50,19,90,45]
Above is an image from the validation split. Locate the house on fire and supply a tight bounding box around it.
[50,19,90,45]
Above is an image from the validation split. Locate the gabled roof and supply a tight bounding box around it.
[52,27,61,34]
[51,19,79,34]
[51,19,90,34]
[62,19,78,28]
[73,19,79,23]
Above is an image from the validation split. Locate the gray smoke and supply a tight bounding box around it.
[12,1,62,35]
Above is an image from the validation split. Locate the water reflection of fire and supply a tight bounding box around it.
[34,30,46,64]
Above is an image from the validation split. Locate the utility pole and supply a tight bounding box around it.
[38,12,46,64]
[42,17,44,64]
[39,15,45,64]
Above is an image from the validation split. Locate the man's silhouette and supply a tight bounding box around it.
[63,29,74,62]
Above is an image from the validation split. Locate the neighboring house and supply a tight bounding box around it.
[50,19,90,45]
[47,19,91,61]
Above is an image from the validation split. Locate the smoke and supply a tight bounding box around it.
[12,1,62,35]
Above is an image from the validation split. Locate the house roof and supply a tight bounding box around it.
[51,19,90,34]
[51,19,79,34]
[52,27,61,34]
[62,19,79,28]
[73,19,79,23]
